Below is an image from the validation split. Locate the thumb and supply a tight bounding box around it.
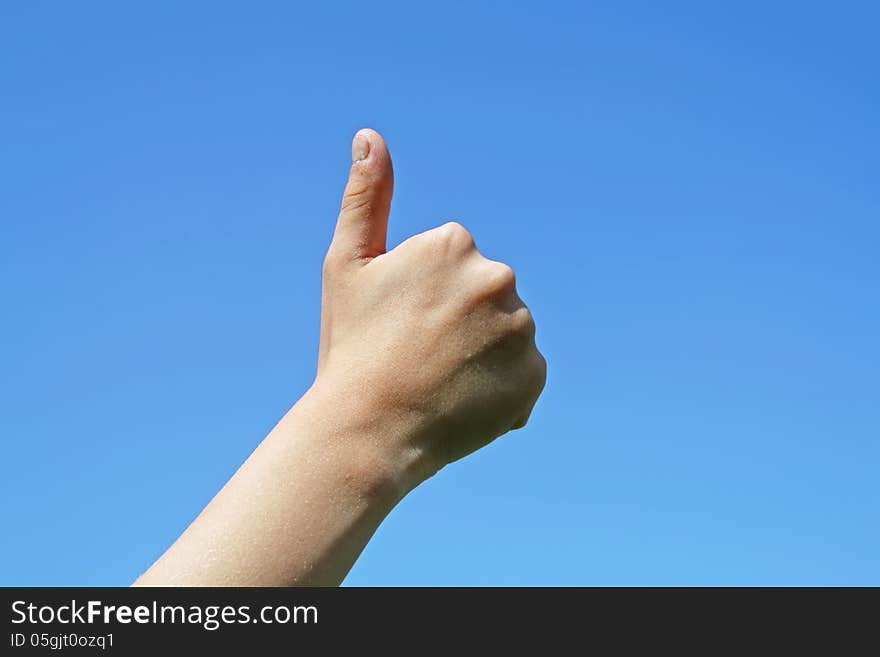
[329,128,394,263]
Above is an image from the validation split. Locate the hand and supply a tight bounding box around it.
[314,129,546,492]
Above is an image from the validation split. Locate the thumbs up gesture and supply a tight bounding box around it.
[134,129,548,587]
[315,129,546,490]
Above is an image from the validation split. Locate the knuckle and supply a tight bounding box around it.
[494,262,517,290]
[438,221,474,251]
[512,352,547,431]
[510,306,536,338]
[533,351,547,391]
[527,351,547,398]
[500,307,535,353]
[482,261,516,296]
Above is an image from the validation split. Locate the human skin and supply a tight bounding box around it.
[134,129,546,586]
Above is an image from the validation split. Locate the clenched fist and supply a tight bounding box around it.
[315,129,546,490]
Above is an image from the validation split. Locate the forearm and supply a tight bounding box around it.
[134,384,423,586]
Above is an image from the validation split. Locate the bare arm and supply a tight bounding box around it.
[134,129,546,586]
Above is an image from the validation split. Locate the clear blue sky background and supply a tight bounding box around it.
[1,1,877,585]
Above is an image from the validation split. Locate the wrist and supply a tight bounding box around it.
[287,378,433,510]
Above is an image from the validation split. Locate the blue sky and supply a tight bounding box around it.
[1,1,877,585]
